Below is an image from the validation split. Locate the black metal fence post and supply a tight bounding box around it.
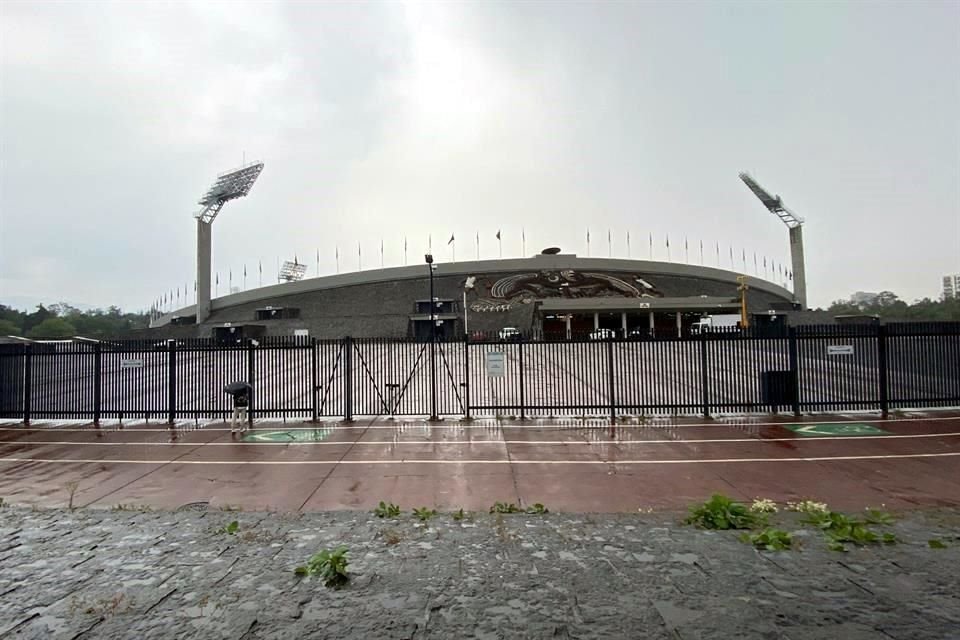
[93,342,102,427]
[699,332,710,418]
[606,338,616,424]
[788,326,801,417]
[877,324,889,418]
[247,339,255,429]
[311,337,318,423]
[519,340,526,420]
[167,340,177,426]
[344,336,354,422]
[463,336,471,420]
[23,343,31,426]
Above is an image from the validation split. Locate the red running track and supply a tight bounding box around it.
[0,412,958,513]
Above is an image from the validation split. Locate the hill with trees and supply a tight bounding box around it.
[823,291,960,321]
[0,303,150,339]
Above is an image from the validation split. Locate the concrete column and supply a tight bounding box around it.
[565,314,571,340]
[676,311,682,338]
[789,225,807,309]
[621,312,628,337]
[594,313,600,330]
[196,219,212,324]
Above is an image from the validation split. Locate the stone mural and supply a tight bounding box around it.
[469,270,663,312]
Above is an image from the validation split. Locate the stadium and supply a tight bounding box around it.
[148,252,800,342]
[144,164,807,342]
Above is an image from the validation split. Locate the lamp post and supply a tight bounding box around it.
[463,276,475,340]
[426,254,438,421]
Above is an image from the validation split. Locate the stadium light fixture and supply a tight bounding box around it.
[195,162,265,223]
[738,172,807,310]
[193,161,264,324]
[279,260,308,282]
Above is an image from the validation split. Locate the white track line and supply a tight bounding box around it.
[3,432,960,447]
[2,414,959,433]
[0,452,958,465]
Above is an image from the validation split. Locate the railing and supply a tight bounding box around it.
[0,323,958,423]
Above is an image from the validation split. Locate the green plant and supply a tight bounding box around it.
[740,528,793,551]
[863,508,895,525]
[490,501,522,514]
[413,507,437,521]
[803,510,897,551]
[0,497,5,508]
[928,539,948,549]
[452,508,465,521]
[525,503,549,515]
[786,499,829,514]
[685,494,764,530]
[294,546,349,587]
[750,498,778,514]
[217,520,239,535]
[374,501,401,518]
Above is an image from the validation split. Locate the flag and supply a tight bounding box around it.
[666,234,670,248]
[448,234,455,245]
[244,264,247,278]
[496,230,501,240]
[294,254,298,266]
[216,273,219,285]
[522,228,526,242]
[194,280,197,292]
[258,260,262,275]
[587,229,590,242]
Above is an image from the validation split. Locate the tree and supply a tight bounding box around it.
[27,317,76,339]
[0,319,21,335]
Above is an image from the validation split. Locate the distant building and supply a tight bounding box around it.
[850,291,879,307]
[943,274,960,300]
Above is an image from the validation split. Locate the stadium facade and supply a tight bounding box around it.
[148,252,798,342]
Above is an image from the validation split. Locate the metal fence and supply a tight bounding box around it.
[1,323,958,423]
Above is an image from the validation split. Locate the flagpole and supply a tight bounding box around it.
[649,232,653,260]
[358,242,362,271]
[522,228,526,257]
[666,234,671,262]
[380,239,384,268]
[699,240,704,265]
[608,229,612,258]
[627,231,631,258]
[404,238,408,266]
[476,232,479,260]
[336,247,340,274]
[586,229,591,257]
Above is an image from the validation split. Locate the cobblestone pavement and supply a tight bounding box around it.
[1,506,958,639]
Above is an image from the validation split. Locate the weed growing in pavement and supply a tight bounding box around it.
[493,513,512,542]
[218,504,243,512]
[216,520,240,536]
[863,507,895,525]
[294,546,349,588]
[928,539,948,549]
[452,508,465,521]
[685,494,765,530]
[802,510,897,552]
[413,507,437,521]
[786,499,829,515]
[374,501,401,518]
[381,529,403,545]
[65,481,80,511]
[750,498,779,514]
[0,497,4,508]
[490,502,523,514]
[525,503,549,515]
[739,528,793,551]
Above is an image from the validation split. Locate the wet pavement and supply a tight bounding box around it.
[1,411,959,513]
[0,506,958,639]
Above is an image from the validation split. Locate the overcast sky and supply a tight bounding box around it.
[1,1,958,312]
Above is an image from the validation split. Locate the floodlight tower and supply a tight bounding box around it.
[193,162,264,323]
[739,172,807,309]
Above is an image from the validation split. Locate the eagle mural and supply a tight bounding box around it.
[469,270,663,312]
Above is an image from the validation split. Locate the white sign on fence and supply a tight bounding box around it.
[827,345,854,356]
[486,351,506,377]
[120,358,145,368]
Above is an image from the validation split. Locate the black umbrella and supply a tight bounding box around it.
[224,381,252,395]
